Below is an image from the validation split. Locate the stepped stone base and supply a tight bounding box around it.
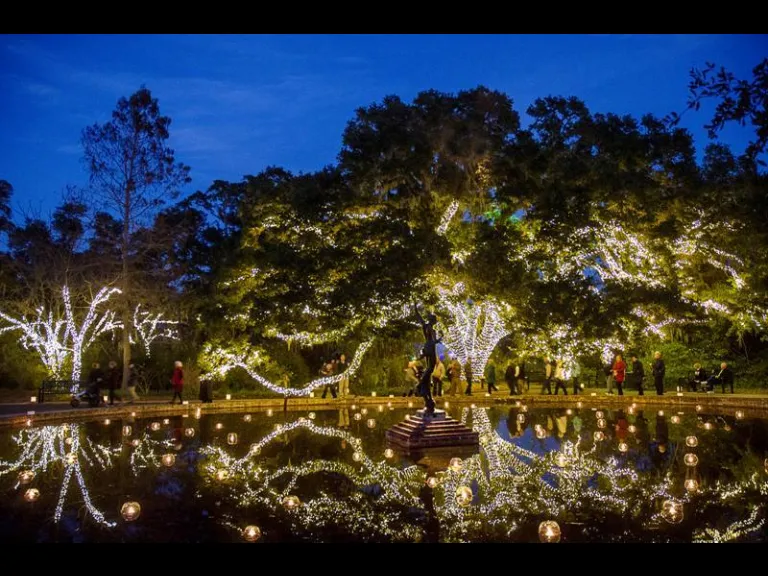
[385,409,479,450]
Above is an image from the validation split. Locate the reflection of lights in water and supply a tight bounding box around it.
[18,470,35,484]
[426,477,439,488]
[671,416,681,424]
[350,405,356,411]
[361,408,368,415]
[597,419,606,429]
[685,479,699,492]
[517,414,526,423]
[131,439,140,447]
[267,410,273,417]
[384,449,394,459]
[684,454,699,467]
[150,422,161,431]
[353,413,362,421]
[282,495,301,510]
[227,433,238,446]
[122,426,132,436]
[618,442,628,453]
[704,422,714,431]
[628,425,636,434]
[352,452,362,462]
[657,411,664,417]
[308,412,316,420]
[455,486,473,507]
[576,401,583,408]
[103,419,111,426]
[161,454,175,467]
[555,453,567,467]
[594,431,605,442]
[662,500,684,524]
[735,411,744,420]
[539,521,561,543]
[378,405,384,413]
[243,414,252,422]
[24,488,40,502]
[184,428,195,438]
[686,436,698,447]
[121,501,141,521]
[566,409,573,415]
[215,423,223,430]
[215,469,229,481]
[242,525,261,542]
[407,402,414,408]
[521,405,528,413]
[162,419,169,426]
[367,419,376,429]
[696,405,703,412]
[449,458,462,472]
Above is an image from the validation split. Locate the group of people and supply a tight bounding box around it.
[601,352,666,397]
[403,355,477,398]
[85,360,185,405]
[688,362,735,393]
[319,352,350,399]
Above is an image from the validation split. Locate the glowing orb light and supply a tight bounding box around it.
[686,436,698,447]
[684,453,699,467]
[18,470,35,484]
[539,521,561,543]
[449,458,462,472]
[367,419,376,429]
[455,486,473,507]
[661,500,684,524]
[384,448,394,459]
[242,525,261,542]
[184,428,195,438]
[23,488,40,503]
[121,501,141,521]
[282,495,301,510]
[161,453,175,467]
[426,477,439,488]
[227,433,238,446]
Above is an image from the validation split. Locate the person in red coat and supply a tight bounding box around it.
[170,360,184,404]
[612,354,627,396]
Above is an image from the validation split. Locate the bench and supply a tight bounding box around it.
[39,380,81,403]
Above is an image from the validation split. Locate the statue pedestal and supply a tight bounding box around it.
[385,409,479,451]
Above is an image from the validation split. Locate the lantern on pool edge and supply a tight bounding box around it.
[227,433,238,446]
[661,500,684,524]
[242,525,261,542]
[282,495,301,510]
[684,453,699,467]
[121,501,141,521]
[24,488,40,503]
[18,470,35,485]
[455,486,473,507]
[449,458,462,472]
[161,453,175,467]
[538,521,561,543]
[686,436,698,448]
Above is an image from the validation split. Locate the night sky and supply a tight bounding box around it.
[1,34,765,219]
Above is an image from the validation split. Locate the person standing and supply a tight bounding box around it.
[107,360,121,405]
[612,354,627,396]
[448,357,462,396]
[571,361,582,395]
[631,355,644,396]
[553,360,568,395]
[505,361,518,395]
[126,363,140,403]
[170,360,184,404]
[337,353,349,398]
[320,360,337,399]
[691,363,708,392]
[604,357,615,394]
[432,356,445,397]
[651,351,665,396]
[464,357,473,396]
[484,359,498,394]
[515,360,527,394]
[542,358,553,395]
[87,362,105,398]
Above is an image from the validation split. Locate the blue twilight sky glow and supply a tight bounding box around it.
[0,34,765,219]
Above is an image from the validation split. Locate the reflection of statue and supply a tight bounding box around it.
[414,305,442,415]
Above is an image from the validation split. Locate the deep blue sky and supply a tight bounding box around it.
[1,34,765,220]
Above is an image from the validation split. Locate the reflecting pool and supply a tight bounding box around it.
[1,404,766,542]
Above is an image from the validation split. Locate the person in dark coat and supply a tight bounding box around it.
[484,359,498,394]
[170,360,184,404]
[631,355,644,395]
[126,363,140,403]
[87,362,104,397]
[690,363,708,392]
[199,377,213,403]
[106,360,121,405]
[505,361,518,395]
[464,358,473,396]
[651,351,665,396]
[714,362,735,394]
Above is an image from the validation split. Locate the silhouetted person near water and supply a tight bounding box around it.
[631,355,644,395]
[652,351,665,395]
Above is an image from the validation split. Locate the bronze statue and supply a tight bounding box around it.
[414,304,442,415]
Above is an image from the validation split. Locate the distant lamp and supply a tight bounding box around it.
[225,394,231,400]
[121,501,141,521]
[661,500,684,524]
[596,411,604,419]
[266,409,274,417]
[538,520,561,543]
[308,412,316,420]
[517,414,526,423]
[361,408,368,415]
[367,419,376,429]
[131,439,140,447]
[242,525,261,542]
[627,425,636,434]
